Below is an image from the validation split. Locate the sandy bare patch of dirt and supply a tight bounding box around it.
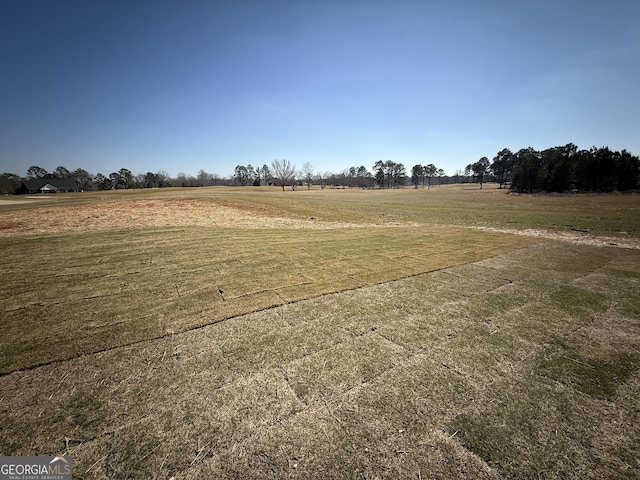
[471,226,640,250]
[0,199,396,236]
[0,198,40,205]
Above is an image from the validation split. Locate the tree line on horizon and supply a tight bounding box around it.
[1,143,637,194]
[0,166,227,194]
[468,144,639,192]
[0,159,445,193]
[233,159,448,190]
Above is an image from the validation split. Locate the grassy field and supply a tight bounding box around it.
[1,184,639,479]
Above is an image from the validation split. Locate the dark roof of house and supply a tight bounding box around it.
[22,178,79,191]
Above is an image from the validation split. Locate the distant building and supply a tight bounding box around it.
[20,178,79,194]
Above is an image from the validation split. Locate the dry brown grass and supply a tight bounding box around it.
[1,242,638,479]
[0,195,535,373]
[0,198,374,236]
[1,187,639,479]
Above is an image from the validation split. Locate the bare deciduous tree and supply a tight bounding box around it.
[301,162,314,190]
[271,159,297,191]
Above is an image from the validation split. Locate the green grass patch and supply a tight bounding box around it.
[536,342,640,399]
[549,286,609,319]
[450,382,576,479]
[621,295,640,317]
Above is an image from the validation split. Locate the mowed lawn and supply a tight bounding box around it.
[0,185,639,479]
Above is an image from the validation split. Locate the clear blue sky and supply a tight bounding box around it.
[1,0,639,178]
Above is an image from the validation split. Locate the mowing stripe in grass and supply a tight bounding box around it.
[0,225,535,375]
